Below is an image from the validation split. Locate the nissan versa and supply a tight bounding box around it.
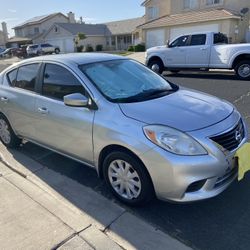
[0,54,248,205]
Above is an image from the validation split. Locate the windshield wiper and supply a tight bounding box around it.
[115,88,176,103]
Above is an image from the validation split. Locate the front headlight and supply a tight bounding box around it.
[143,125,207,156]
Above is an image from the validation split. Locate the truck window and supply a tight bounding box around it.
[169,35,189,48]
[190,34,206,46]
[214,33,228,45]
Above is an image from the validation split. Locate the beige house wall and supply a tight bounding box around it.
[78,36,106,50]
[14,14,69,40]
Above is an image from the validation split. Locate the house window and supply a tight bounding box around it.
[148,6,159,20]
[206,0,221,5]
[54,26,58,33]
[34,27,39,34]
[184,0,199,9]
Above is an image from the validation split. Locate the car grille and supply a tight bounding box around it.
[210,119,244,152]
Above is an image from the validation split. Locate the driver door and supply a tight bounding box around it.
[164,35,189,67]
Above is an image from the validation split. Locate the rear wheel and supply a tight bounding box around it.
[0,115,21,148]
[148,59,164,74]
[55,48,60,54]
[103,151,154,206]
[235,60,250,80]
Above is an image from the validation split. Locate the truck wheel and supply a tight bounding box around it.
[148,60,164,74]
[55,48,60,54]
[103,151,154,206]
[235,61,250,80]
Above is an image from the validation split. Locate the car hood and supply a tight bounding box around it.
[119,89,234,132]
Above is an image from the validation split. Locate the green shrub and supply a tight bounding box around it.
[76,45,83,52]
[134,44,145,52]
[127,45,134,52]
[86,45,94,52]
[96,44,103,51]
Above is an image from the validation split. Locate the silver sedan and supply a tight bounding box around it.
[0,53,248,205]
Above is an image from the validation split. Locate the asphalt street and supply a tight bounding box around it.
[0,63,250,250]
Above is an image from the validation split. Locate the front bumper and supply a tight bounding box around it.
[140,113,248,202]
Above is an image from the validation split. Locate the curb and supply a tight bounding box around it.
[0,144,192,250]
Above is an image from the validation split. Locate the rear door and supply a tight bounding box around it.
[0,63,40,139]
[185,34,210,68]
[34,63,95,164]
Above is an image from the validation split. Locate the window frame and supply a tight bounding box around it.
[206,0,221,6]
[169,35,190,48]
[147,6,159,20]
[184,0,199,10]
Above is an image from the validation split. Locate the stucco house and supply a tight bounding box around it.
[139,0,250,48]
[13,12,73,44]
[42,17,144,52]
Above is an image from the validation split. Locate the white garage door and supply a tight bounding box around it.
[146,29,165,49]
[46,38,74,53]
[170,24,219,41]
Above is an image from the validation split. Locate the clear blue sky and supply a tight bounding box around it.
[0,0,144,36]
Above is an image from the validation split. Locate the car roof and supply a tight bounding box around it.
[14,53,126,66]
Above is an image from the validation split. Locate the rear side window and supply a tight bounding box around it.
[42,64,85,100]
[41,44,51,48]
[30,45,38,49]
[7,69,18,86]
[190,34,206,46]
[15,64,40,92]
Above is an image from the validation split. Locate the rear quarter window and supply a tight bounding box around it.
[7,69,18,86]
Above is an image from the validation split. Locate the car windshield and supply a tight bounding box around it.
[79,59,177,103]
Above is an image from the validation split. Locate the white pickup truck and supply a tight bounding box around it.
[146,32,250,79]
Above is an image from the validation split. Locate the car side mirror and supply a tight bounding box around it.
[64,93,89,107]
[166,40,170,47]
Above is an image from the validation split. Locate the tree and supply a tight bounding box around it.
[74,32,87,52]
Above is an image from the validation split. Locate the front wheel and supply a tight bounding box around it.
[0,115,21,148]
[148,59,164,74]
[103,151,154,206]
[235,61,250,80]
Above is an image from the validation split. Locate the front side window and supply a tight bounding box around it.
[190,34,206,46]
[42,64,85,100]
[184,0,199,9]
[170,35,189,47]
[80,60,177,103]
[15,64,39,92]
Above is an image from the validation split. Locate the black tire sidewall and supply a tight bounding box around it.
[103,151,154,206]
[0,114,21,148]
[148,60,164,74]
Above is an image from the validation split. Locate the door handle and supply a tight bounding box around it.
[0,97,8,102]
[200,48,207,51]
[38,107,49,115]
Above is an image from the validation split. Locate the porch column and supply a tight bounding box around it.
[115,36,118,50]
[132,33,134,45]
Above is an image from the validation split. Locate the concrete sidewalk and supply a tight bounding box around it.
[0,144,191,250]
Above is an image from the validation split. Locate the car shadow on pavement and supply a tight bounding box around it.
[5,141,250,250]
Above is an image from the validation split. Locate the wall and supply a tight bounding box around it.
[0,31,5,47]
[14,14,68,38]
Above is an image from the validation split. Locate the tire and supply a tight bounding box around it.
[148,59,164,74]
[55,48,60,54]
[0,114,21,148]
[235,60,250,80]
[103,151,154,206]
